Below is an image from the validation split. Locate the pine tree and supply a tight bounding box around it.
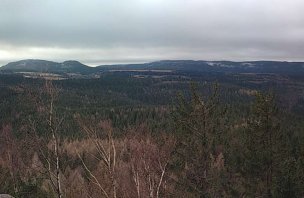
[243,92,281,197]
[171,83,229,197]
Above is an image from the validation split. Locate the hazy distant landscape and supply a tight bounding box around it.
[2,59,304,114]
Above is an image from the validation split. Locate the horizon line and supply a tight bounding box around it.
[1,58,304,68]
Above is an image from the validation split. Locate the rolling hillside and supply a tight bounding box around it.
[1,59,304,75]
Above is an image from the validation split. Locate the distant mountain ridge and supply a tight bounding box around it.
[1,59,304,75]
[99,60,304,75]
[0,59,93,74]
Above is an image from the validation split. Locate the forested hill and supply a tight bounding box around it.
[1,59,304,75]
[0,59,93,74]
[99,60,304,75]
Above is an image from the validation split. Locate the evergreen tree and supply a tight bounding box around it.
[171,83,229,197]
[243,92,282,197]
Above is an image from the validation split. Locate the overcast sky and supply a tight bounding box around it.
[1,0,304,66]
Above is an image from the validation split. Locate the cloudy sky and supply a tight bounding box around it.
[0,0,304,66]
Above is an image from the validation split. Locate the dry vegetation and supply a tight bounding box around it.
[0,121,176,198]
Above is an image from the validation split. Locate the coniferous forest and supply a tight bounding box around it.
[0,70,304,198]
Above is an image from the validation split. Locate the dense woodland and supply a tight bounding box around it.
[0,72,304,197]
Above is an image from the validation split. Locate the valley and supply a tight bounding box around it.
[1,60,304,197]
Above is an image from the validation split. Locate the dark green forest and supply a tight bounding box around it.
[0,72,304,197]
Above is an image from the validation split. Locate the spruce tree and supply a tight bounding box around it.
[244,92,281,197]
[171,83,229,197]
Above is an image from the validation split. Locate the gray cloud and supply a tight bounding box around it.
[1,0,304,66]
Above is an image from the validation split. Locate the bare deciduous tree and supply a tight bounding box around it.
[45,80,63,198]
[77,118,117,198]
[118,129,175,198]
[28,80,64,198]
